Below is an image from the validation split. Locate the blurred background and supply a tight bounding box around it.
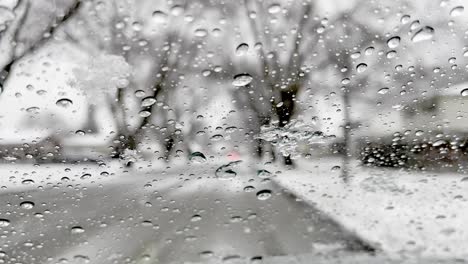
[1,0,468,172]
[3,1,468,263]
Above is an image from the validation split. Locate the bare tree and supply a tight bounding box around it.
[0,0,80,89]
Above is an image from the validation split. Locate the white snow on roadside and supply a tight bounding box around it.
[272,157,468,259]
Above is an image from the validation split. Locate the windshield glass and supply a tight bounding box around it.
[0,0,467,263]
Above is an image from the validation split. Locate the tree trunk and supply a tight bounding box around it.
[342,87,351,183]
[255,138,264,159]
[276,85,298,166]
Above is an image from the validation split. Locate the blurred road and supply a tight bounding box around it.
[0,164,374,264]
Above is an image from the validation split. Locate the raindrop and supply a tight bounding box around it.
[386,50,397,59]
[256,189,272,200]
[210,134,224,141]
[356,63,368,73]
[400,15,410,24]
[194,28,208,37]
[0,219,10,227]
[189,151,207,163]
[152,10,168,23]
[171,5,184,16]
[232,73,253,86]
[26,106,40,114]
[387,36,401,49]
[56,98,73,108]
[36,89,47,96]
[20,201,35,209]
[235,43,249,56]
[432,140,446,147]
[450,6,464,17]
[364,46,375,55]
[191,214,202,222]
[80,173,91,180]
[267,4,281,14]
[199,251,214,258]
[215,161,242,179]
[464,50,468,57]
[415,130,424,136]
[378,87,389,94]
[139,110,151,117]
[409,20,420,31]
[257,169,272,179]
[22,179,34,185]
[411,26,434,43]
[331,165,341,172]
[135,90,146,97]
[141,97,156,107]
[70,226,85,234]
[350,52,361,59]
[461,89,468,96]
[216,168,237,179]
[244,186,255,192]
[223,255,242,263]
[75,130,85,135]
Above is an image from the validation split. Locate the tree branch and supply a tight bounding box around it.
[0,0,81,87]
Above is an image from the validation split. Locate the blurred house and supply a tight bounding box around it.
[358,82,468,168]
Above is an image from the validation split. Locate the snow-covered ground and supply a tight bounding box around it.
[271,157,468,259]
[1,156,467,262]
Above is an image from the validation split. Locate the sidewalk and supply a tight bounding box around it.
[271,157,468,259]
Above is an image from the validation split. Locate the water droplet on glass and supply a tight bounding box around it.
[461,88,468,96]
[139,110,151,117]
[22,179,34,185]
[331,165,341,172]
[194,28,208,37]
[152,10,168,23]
[450,6,464,17]
[364,46,374,55]
[141,97,156,107]
[20,201,35,209]
[210,134,224,141]
[432,139,446,147]
[191,214,202,222]
[350,52,361,59]
[215,161,242,179]
[409,20,420,31]
[80,173,91,180]
[189,151,207,163]
[267,4,281,14]
[199,251,214,258]
[222,255,242,263]
[56,98,73,108]
[26,107,40,114]
[232,73,253,86]
[135,90,146,97]
[356,63,368,73]
[411,26,434,43]
[0,219,10,227]
[386,50,397,59]
[70,226,85,234]
[171,5,184,16]
[400,15,410,24]
[235,43,249,56]
[256,189,272,200]
[378,87,389,94]
[36,89,47,96]
[244,185,255,192]
[257,169,272,179]
[387,36,401,49]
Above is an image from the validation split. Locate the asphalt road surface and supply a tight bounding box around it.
[0,163,375,264]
